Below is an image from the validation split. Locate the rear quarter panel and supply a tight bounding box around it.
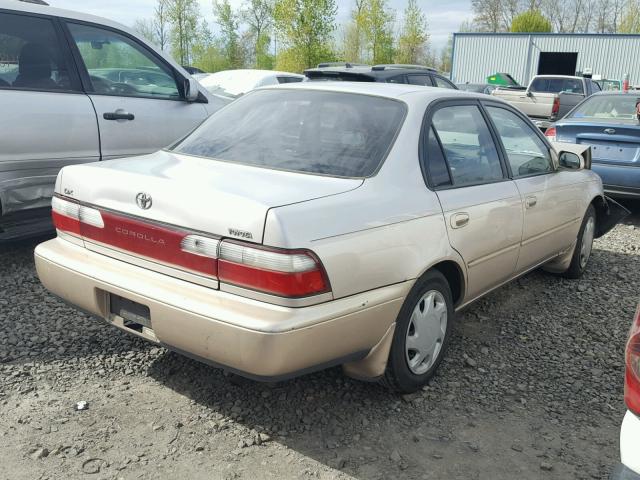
[263,100,464,300]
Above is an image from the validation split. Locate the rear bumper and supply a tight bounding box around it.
[591,163,640,198]
[34,238,407,380]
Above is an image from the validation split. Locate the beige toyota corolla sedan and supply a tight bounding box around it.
[34,83,626,392]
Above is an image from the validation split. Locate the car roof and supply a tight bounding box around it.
[0,0,133,33]
[534,75,585,80]
[305,65,440,79]
[259,81,494,103]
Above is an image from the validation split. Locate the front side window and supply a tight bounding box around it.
[0,13,71,90]
[175,90,406,178]
[67,23,179,99]
[431,105,504,187]
[486,106,553,177]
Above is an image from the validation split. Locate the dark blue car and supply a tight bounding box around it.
[547,92,640,199]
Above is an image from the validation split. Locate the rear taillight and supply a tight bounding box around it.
[52,195,104,236]
[218,241,329,297]
[625,305,640,415]
[51,195,330,298]
[551,97,560,118]
[544,126,557,142]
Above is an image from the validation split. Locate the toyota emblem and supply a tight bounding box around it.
[136,192,152,210]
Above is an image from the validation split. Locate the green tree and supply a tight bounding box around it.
[214,0,244,68]
[395,0,429,65]
[620,0,640,32]
[273,0,337,71]
[167,0,200,65]
[510,9,552,31]
[243,0,275,67]
[362,0,395,64]
[342,0,367,63]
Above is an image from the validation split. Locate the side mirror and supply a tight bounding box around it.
[184,77,199,102]
[558,151,583,170]
[526,90,533,97]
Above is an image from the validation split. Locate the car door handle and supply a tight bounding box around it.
[103,111,135,121]
[450,213,469,229]
[525,196,537,208]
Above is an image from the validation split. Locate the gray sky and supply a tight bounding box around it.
[49,0,473,51]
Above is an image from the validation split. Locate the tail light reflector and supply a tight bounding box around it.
[218,241,329,297]
[625,305,640,415]
[544,126,557,142]
[551,97,560,118]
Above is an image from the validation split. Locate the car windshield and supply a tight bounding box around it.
[173,89,406,177]
[570,95,639,120]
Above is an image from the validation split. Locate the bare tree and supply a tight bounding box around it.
[154,0,170,51]
[471,0,505,32]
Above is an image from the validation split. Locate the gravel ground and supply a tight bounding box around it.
[1,202,638,480]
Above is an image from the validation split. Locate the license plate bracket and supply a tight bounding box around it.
[109,294,151,329]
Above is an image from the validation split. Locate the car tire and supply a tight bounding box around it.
[380,270,453,393]
[562,205,596,279]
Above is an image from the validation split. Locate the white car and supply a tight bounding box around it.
[0,0,225,240]
[195,69,304,101]
[611,306,640,479]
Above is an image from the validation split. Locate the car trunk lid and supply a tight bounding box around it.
[558,120,640,166]
[58,150,363,244]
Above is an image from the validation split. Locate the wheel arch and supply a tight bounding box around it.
[423,259,466,307]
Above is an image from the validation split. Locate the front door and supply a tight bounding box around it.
[426,103,523,300]
[484,104,580,272]
[65,22,209,159]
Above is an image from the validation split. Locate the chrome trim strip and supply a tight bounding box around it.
[521,217,580,247]
[467,243,520,269]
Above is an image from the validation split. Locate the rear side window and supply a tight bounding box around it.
[431,105,504,187]
[175,90,406,178]
[407,74,432,86]
[0,12,72,91]
[433,76,456,89]
[425,127,451,187]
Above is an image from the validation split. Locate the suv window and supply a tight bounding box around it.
[175,89,406,178]
[433,76,456,89]
[0,12,72,91]
[407,74,432,86]
[431,105,504,186]
[486,106,553,177]
[67,23,179,99]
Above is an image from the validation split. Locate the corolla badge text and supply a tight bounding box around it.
[115,227,166,245]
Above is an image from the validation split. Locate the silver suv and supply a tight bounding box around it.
[0,0,224,240]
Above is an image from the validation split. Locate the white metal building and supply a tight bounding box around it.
[451,33,640,86]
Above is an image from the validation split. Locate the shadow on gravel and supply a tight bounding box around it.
[144,244,639,479]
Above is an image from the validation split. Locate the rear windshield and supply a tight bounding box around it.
[570,95,639,120]
[530,77,584,94]
[174,89,406,177]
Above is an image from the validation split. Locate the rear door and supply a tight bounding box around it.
[484,103,581,271]
[63,21,209,160]
[425,101,523,300]
[0,10,98,218]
